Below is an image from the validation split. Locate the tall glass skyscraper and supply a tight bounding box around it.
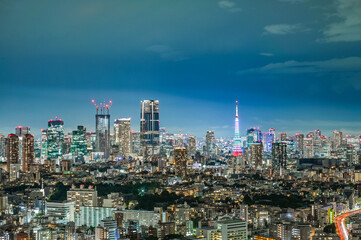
[140,100,160,158]
[96,113,110,159]
[47,117,64,162]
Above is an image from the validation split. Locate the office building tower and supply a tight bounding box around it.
[232,101,243,157]
[250,143,263,168]
[188,136,196,158]
[333,130,343,147]
[70,125,87,160]
[131,131,141,155]
[296,134,304,155]
[114,118,131,157]
[15,126,30,162]
[266,129,275,152]
[0,134,5,161]
[15,126,30,137]
[206,130,216,157]
[216,220,247,240]
[140,100,160,158]
[280,133,287,141]
[93,100,112,159]
[246,128,255,147]
[271,142,287,169]
[315,129,321,139]
[22,134,34,172]
[6,134,19,172]
[174,147,187,177]
[46,117,64,161]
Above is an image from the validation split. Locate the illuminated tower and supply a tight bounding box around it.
[6,134,19,172]
[22,134,34,172]
[114,118,131,157]
[70,125,88,160]
[206,130,216,157]
[46,117,64,161]
[140,100,160,159]
[188,136,196,158]
[92,100,112,159]
[232,101,242,157]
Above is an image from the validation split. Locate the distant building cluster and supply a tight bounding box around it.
[0,100,361,240]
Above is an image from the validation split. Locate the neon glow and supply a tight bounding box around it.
[232,101,243,157]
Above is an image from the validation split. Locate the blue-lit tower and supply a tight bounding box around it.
[232,101,242,156]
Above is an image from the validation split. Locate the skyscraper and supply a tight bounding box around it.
[271,142,287,169]
[250,143,262,168]
[174,147,187,177]
[265,129,275,153]
[333,130,343,147]
[205,130,216,157]
[47,117,64,161]
[232,101,242,157]
[296,133,304,155]
[0,134,5,161]
[140,100,160,158]
[71,125,88,160]
[114,118,131,157]
[92,100,112,159]
[22,134,34,172]
[188,136,196,158]
[6,134,19,172]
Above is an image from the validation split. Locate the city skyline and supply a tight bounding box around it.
[1,0,361,137]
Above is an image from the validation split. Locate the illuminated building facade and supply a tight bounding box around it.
[206,130,216,157]
[250,142,263,168]
[22,133,34,172]
[114,118,131,157]
[71,125,88,160]
[6,133,19,172]
[174,147,187,177]
[232,101,243,157]
[46,117,64,161]
[188,136,196,158]
[140,100,160,158]
[271,142,287,169]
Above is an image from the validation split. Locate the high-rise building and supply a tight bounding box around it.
[140,100,160,158]
[71,125,88,160]
[232,101,243,157]
[22,134,34,172]
[271,142,287,169]
[15,126,30,162]
[94,102,111,159]
[0,134,5,161]
[279,133,287,141]
[206,130,216,157]
[6,134,19,172]
[296,134,304,155]
[15,126,30,137]
[188,136,196,158]
[250,143,263,168]
[174,147,187,177]
[46,117,64,161]
[266,129,275,152]
[333,130,343,147]
[114,118,131,157]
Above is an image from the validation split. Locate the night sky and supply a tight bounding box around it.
[1,0,361,138]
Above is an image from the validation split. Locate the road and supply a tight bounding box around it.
[335,209,361,240]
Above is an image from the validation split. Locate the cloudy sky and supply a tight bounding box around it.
[0,0,361,138]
